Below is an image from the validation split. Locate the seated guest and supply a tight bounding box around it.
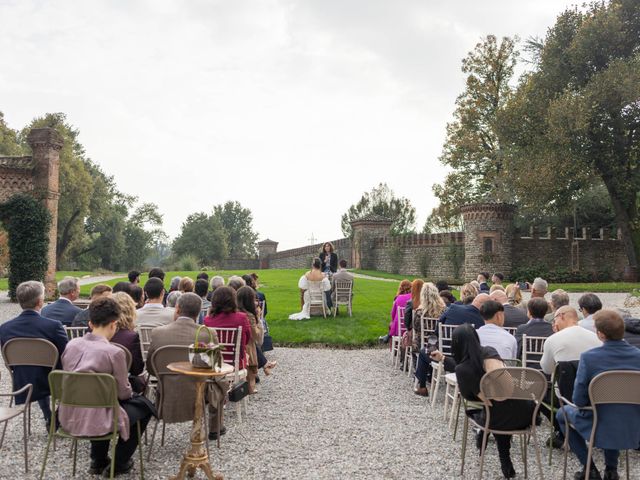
[112,281,133,296]
[73,284,112,327]
[544,289,571,323]
[165,276,181,306]
[578,293,603,333]
[136,278,174,328]
[439,290,456,307]
[148,267,165,281]
[58,297,152,476]
[195,279,210,324]
[458,283,479,305]
[403,279,425,335]
[435,280,450,292]
[557,310,640,480]
[166,291,182,309]
[505,283,523,308]
[227,275,246,291]
[289,259,331,321]
[196,272,209,282]
[0,281,67,429]
[244,274,268,318]
[489,284,505,293]
[477,272,490,293]
[379,280,412,343]
[207,276,225,302]
[490,290,528,328]
[128,270,141,285]
[178,277,194,293]
[204,287,252,371]
[438,293,489,330]
[477,300,517,361]
[408,281,443,338]
[319,241,338,274]
[331,260,354,305]
[236,286,265,393]
[491,272,504,287]
[431,325,535,478]
[41,276,82,326]
[110,292,145,393]
[147,293,228,441]
[521,277,550,313]
[623,316,640,348]
[129,285,144,309]
[515,297,554,359]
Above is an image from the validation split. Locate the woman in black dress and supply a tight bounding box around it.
[319,242,338,274]
[430,324,535,478]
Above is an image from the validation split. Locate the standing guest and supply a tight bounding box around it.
[194,279,210,324]
[41,277,82,327]
[403,279,425,335]
[319,241,338,274]
[178,277,195,293]
[136,278,174,328]
[578,293,603,333]
[227,275,246,291]
[505,284,524,308]
[207,276,225,302]
[58,297,152,477]
[557,310,640,480]
[379,280,412,343]
[477,301,518,361]
[544,289,572,323]
[490,290,529,328]
[492,272,504,287]
[148,268,165,281]
[112,281,133,296]
[439,290,456,307]
[129,285,145,309]
[110,292,145,392]
[73,284,113,328]
[204,287,252,371]
[147,293,228,441]
[477,272,490,293]
[0,281,67,429]
[515,297,554,360]
[435,280,450,292]
[236,286,263,393]
[128,270,141,285]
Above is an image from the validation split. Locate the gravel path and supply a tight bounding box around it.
[77,275,123,286]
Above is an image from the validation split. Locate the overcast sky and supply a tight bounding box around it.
[0,0,576,251]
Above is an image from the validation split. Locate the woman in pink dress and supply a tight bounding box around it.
[379,280,412,343]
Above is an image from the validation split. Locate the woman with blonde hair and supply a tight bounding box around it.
[460,283,479,305]
[178,277,195,293]
[505,284,523,307]
[412,282,446,349]
[379,279,412,343]
[110,292,145,392]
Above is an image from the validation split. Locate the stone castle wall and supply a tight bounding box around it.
[268,238,352,270]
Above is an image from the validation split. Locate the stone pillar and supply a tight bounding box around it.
[27,128,63,298]
[350,214,393,270]
[257,239,278,269]
[460,203,516,281]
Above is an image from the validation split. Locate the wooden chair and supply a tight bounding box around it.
[307,280,327,318]
[39,371,144,480]
[333,280,353,317]
[390,306,406,368]
[0,372,32,473]
[63,326,86,340]
[521,335,547,370]
[210,326,248,422]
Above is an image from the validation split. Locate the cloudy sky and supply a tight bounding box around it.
[0,0,576,250]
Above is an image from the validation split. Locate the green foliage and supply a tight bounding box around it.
[172,213,228,267]
[510,264,615,283]
[0,112,23,156]
[212,201,258,258]
[445,243,465,280]
[341,183,416,237]
[388,245,403,274]
[0,194,51,299]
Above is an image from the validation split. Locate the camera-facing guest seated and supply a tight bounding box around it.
[0,281,68,430]
[41,277,83,327]
[577,293,603,333]
[58,297,152,477]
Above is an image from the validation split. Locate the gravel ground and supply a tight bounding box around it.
[0,292,638,479]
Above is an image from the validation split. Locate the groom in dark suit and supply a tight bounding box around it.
[0,281,68,427]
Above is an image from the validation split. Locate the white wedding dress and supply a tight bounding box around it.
[289,274,331,320]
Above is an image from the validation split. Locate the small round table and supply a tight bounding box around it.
[167,361,234,480]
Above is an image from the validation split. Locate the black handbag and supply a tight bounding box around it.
[228,381,249,402]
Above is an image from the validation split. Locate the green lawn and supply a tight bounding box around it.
[0,271,98,291]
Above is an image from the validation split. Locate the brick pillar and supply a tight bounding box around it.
[257,239,278,269]
[27,128,63,298]
[350,215,393,270]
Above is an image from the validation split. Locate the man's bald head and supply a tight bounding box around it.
[472,293,491,310]
[490,290,508,305]
[553,305,579,331]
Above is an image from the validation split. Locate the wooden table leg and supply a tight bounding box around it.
[170,379,224,480]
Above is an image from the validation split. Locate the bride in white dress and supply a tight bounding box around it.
[289,258,331,320]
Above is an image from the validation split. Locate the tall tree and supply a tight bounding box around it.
[427,35,519,230]
[500,0,640,272]
[0,111,22,156]
[172,213,228,266]
[341,183,416,237]
[212,201,258,258]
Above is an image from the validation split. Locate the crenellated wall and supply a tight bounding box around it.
[268,238,352,270]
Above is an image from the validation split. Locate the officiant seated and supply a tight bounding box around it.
[289,258,331,320]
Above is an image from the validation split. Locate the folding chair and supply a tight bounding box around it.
[0,372,32,472]
[405,314,437,379]
[559,370,640,480]
[521,335,547,370]
[39,371,144,480]
[504,327,518,336]
[430,323,457,408]
[64,327,86,340]
[333,280,353,317]
[112,343,132,371]
[460,367,547,480]
[210,326,248,422]
[137,327,154,362]
[390,306,406,368]
[307,280,328,318]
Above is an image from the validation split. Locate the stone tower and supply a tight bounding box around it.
[460,203,516,281]
[257,239,278,269]
[350,214,392,270]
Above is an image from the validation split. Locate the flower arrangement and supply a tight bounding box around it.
[188,326,223,371]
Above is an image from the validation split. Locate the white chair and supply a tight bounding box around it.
[405,314,438,378]
[430,323,457,408]
[333,280,353,317]
[307,280,328,318]
[521,335,547,370]
[390,306,406,368]
[137,326,154,362]
[211,326,248,422]
[504,326,518,336]
[63,326,86,340]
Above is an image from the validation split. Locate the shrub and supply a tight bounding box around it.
[0,194,51,300]
[510,264,613,283]
[179,254,199,271]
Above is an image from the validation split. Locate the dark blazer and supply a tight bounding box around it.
[568,340,640,450]
[515,319,554,359]
[624,318,640,349]
[479,282,490,294]
[41,298,82,327]
[110,329,144,377]
[72,308,90,328]
[438,304,484,331]
[503,304,529,328]
[319,252,338,273]
[0,310,68,403]
[256,290,267,318]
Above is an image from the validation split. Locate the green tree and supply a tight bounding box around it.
[0,112,23,156]
[120,203,163,270]
[427,35,519,230]
[341,183,416,237]
[500,0,640,271]
[212,201,258,258]
[172,213,227,266]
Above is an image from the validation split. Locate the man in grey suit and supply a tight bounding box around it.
[490,290,528,328]
[136,278,174,328]
[146,293,229,441]
[41,277,82,326]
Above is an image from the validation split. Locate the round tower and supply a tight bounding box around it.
[460,203,516,281]
[257,239,278,269]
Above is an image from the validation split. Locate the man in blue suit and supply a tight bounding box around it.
[0,281,68,428]
[438,293,488,330]
[41,276,82,326]
[556,309,640,480]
